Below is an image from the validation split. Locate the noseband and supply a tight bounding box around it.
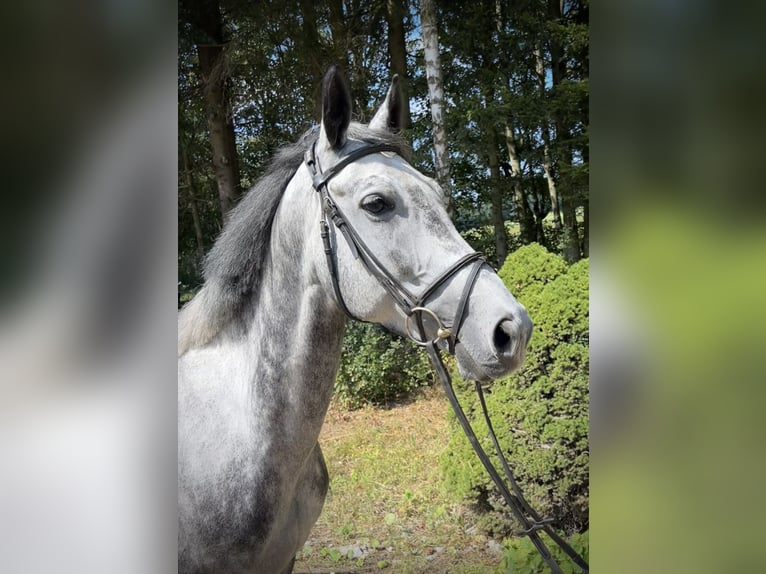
[303,140,589,574]
[305,141,486,352]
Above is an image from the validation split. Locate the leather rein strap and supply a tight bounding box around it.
[426,345,589,574]
[304,140,588,573]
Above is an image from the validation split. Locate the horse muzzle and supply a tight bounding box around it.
[451,276,533,383]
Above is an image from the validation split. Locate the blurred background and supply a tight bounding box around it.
[0,0,764,572]
[592,1,766,571]
[0,1,177,573]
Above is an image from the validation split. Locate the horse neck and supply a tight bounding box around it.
[244,183,346,453]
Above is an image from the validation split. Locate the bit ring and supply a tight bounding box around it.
[404,306,452,347]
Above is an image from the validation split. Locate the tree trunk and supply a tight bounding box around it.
[504,125,536,245]
[298,0,323,118]
[560,197,580,262]
[541,131,561,229]
[328,0,350,72]
[580,142,589,257]
[534,43,561,231]
[198,45,241,220]
[487,126,508,267]
[547,0,580,262]
[420,0,453,214]
[582,198,589,257]
[494,0,535,248]
[385,0,410,128]
[386,0,410,129]
[181,141,206,264]
[533,191,547,245]
[189,0,241,221]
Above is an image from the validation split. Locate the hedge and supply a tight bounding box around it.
[440,243,589,535]
[334,321,435,409]
[500,530,589,573]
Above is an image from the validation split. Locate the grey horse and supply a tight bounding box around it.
[178,66,532,573]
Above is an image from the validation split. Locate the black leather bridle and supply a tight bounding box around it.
[305,140,486,352]
[304,140,589,574]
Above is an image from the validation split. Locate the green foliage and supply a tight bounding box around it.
[319,547,343,562]
[499,531,589,574]
[460,222,523,267]
[460,222,570,268]
[335,322,435,409]
[497,243,568,296]
[441,244,589,535]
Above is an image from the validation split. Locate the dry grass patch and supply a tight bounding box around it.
[294,387,504,574]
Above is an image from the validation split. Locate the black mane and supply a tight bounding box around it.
[179,123,410,352]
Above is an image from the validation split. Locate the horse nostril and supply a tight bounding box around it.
[493,319,513,354]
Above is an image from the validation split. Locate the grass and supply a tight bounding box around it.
[293,386,505,574]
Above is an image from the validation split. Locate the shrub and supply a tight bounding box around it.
[499,530,589,574]
[440,244,589,535]
[497,243,569,297]
[335,322,435,409]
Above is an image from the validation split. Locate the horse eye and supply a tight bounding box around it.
[361,195,392,215]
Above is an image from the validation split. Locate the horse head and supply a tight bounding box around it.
[302,66,532,382]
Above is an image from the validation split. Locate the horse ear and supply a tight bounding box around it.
[369,74,405,133]
[320,65,352,149]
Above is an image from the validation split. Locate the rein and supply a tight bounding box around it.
[305,141,589,573]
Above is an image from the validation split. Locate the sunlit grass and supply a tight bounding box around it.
[294,387,505,573]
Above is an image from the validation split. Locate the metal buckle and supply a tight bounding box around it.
[404,306,451,347]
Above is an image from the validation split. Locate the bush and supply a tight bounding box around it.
[335,322,435,409]
[499,530,589,574]
[440,244,589,535]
